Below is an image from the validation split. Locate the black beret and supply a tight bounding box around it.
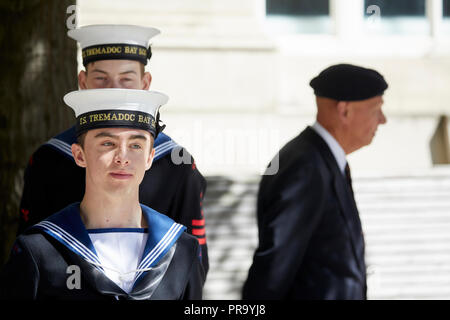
[309,64,388,101]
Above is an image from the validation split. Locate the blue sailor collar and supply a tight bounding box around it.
[33,202,186,282]
[152,131,179,161]
[45,126,178,162]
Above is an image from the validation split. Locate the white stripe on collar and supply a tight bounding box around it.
[134,222,184,281]
[46,138,74,158]
[35,220,103,272]
[154,140,178,158]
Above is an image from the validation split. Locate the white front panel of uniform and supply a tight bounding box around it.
[88,230,148,293]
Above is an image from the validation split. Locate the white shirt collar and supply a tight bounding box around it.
[311,121,347,174]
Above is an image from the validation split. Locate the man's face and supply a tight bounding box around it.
[345,95,386,151]
[72,128,155,195]
[78,59,151,90]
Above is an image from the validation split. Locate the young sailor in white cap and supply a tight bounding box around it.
[17,25,209,277]
[1,89,203,300]
[71,24,160,67]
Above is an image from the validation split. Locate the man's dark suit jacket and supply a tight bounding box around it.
[242,126,366,300]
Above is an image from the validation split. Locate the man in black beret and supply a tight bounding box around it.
[243,63,388,300]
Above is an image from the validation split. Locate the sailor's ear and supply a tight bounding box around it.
[72,143,87,168]
[78,70,89,90]
[141,71,151,90]
[145,144,155,171]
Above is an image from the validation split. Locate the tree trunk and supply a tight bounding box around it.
[0,0,77,265]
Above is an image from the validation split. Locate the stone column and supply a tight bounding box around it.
[426,0,443,39]
[330,0,364,38]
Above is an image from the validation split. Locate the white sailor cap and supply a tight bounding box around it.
[63,89,168,138]
[67,24,160,66]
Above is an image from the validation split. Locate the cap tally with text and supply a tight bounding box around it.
[309,64,388,101]
[63,89,168,138]
[68,24,160,66]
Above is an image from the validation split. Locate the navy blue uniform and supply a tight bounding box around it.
[243,127,366,300]
[17,127,209,278]
[2,203,203,300]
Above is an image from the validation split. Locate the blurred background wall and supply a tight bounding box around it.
[77,0,450,177]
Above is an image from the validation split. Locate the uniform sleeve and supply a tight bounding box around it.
[17,155,37,234]
[17,146,84,236]
[170,150,209,279]
[242,164,326,299]
[17,148,53,235]
[181,242,204,300]
[0,237,40,299]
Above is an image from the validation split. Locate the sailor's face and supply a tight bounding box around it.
[78,60,151,90]
[75,128,154,194]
